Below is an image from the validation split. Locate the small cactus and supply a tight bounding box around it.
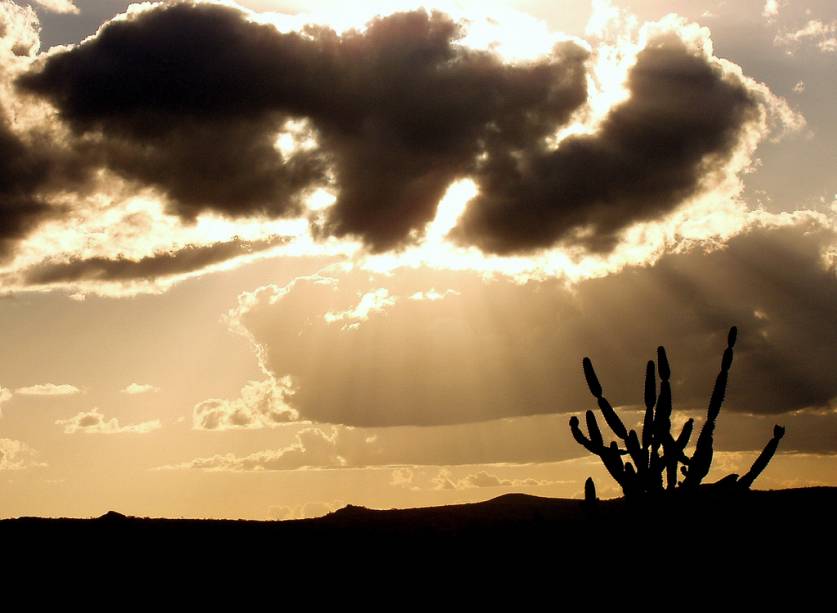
[568,327,784,498]
[584,477,597,504]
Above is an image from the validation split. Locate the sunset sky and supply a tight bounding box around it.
[0,0,834,519]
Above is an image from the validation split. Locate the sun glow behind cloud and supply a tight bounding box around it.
[249,0,579,60]
[0,0,808,299]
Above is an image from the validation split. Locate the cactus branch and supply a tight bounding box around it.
[738,425,785,490]
[581,356,628,441]
[585,410,604,450]
[683,327,737,489]
[597,397,628,441]
[569,415,597,454]
[568,326,786,499]
[642,360,656,450]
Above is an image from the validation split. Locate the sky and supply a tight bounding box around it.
[0,0,834,519]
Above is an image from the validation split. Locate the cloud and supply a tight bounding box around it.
[15,383,81,395]
[15,2,586,252]
[120,383,159,395]
[324,288,396,330]
[18,236,286,285]
[454,31,759,253]
[0,1,808,294]
[1,197,320,297]
[0,1,39,57]
[18,2,775,255]
[0,437,44,470]
[16,3,327,221]
[391,466,568,490]
[775,19,837,53]
[158,427,345,471]
[390,467,417,489]
[160,415,586,471]
[0,385,11,414]
[429,468,564,490]
[712,407,837,456]
[0,115,54,259]
[269,500,343,520]
[0,1,94,259]
[158,399,837,472]
[409,289,459,301]
[56,408,161,433]
[31,0,79,15]
[0,2,313,295]
[226,215,837,427]
[762,1,781,20]
[192,377,298,430]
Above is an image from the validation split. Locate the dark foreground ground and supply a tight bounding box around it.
[2,487,835,585]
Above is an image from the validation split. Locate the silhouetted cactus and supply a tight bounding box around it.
[584,477,597,504]
[681,327,737,489]
[738,425,785,490]
[570,327,785,498]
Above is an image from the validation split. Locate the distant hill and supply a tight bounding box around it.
[3,488,835,579]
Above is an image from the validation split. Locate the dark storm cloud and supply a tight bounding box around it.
[0,117,86,259]
[235,220,836,427]
[13,2,773,256]
[0,1,96,260]
[455,33,760,253]
[17,2,331,220]
[22,236,286,284]
[17,2,589,250]
[537,220,837,416]
[312,12,588,250]
[0,4,51,256]
[0,116,53,258]
[715,409,837,456]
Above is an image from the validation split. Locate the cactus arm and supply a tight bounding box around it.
[569,416,598,454]
[653,348,672,450]
[685,422,714,488]
[728,326,737,349]
[673,419,694,466]
[648,447,664,492]
[624,462,640,496]
[601,442,626,487]
[626,430,645,475]
[586,410,604,450]
[657,345,671,380]
[712,473,739,489]
[597,397,628,441]
[583,357,602,398]
[660,434,679,490]
[738,425,785,490]
[665,458,678,491]
[661,432,680,491]
[582,357,629,441]
[706,370,728,422]
[683,327,737,489]
[654,349,677,489]
[642,360,656,450]
[675,418,694,450]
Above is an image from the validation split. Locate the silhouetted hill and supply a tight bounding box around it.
[3,488,834,582]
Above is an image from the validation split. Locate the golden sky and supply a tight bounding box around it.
[0,0,835,519]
